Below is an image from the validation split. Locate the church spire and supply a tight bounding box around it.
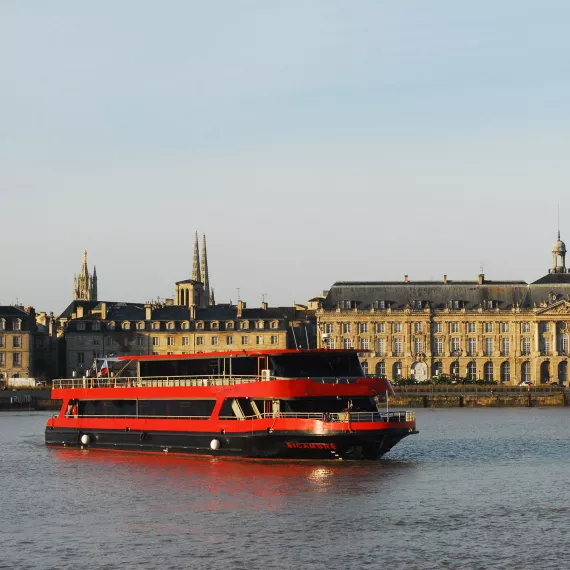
[73,250,97,301]
[92,266,98,300]
[201,234,210,304]
[192,232,201,283]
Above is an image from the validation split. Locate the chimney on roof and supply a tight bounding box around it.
[145,303,152,321]
[190,305,196,319]
[261,301,268,311]
[478,273,485,285]
[443,275,448,284]
[101,302,107,320]
[76,305,84,319]
[404,275,409,283]
[237,299,246,318]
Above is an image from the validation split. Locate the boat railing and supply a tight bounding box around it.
[52,374,369,390]
[63,410,415,423]
[54,375,267,390]
[219,411,415,423]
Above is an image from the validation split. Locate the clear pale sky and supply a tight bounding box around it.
[1,1,569,314]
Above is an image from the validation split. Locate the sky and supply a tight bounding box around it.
[1,1,569,315]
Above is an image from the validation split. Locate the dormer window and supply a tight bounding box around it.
[211,321,219,330]
[0,319,4,331]
[241,321,249,330]
[413,300,423,310]
[122,322,131,330]
[484,300,494,310]
[92,322,100,331]
[270,321,278,329]
[450,300,460,310]
[167,322,175,330]
[197,322,204,330]
[226,321,234,330]
[13,319,21,331]
[256,321,264,329]
[181,321,190,330]
[77,322,86,331]
[107,322,115,331]
[377,300,386,310]
[137,321,145,330]
[343,300,352,309]
[152,322,160,330]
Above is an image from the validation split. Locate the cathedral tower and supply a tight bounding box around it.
[73,250,98,301]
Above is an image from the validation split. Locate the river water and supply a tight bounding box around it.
[2,409,570,570]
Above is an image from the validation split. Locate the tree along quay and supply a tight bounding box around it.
[391,385,568,408]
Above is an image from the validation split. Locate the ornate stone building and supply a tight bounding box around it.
[315,234,570,385]
[60,300,315,377]
[73,250,97,301]
[0,306,35,380]
[60,232,315,376]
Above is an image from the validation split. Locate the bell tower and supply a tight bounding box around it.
[550,231,567,274]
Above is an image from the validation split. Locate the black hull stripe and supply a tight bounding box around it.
[45,428,416,460]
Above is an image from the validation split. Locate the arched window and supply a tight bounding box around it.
[467,361,477,381]
[521,361,531,383]
[540,361,551,384]
[392,362,402,380]
[376,361,386,377]
[500,361,510,383]
[450,361,460,379]
[559,361,568,384]
[432,361,442,378]
[484,361,494,382]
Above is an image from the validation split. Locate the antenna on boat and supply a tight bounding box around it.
[305,326,310,349]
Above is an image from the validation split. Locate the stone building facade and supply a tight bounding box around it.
[0,306,35,380]
[61,300,315,377]
[315,234,570,385]
[60,232,315,376]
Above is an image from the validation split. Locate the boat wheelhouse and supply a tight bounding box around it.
[45,349,417,460]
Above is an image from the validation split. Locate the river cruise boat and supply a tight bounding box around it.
[45,349,417,460]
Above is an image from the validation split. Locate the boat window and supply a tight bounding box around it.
[218,398,257,419]
[140,356,259,377]
[79,400,136,417]
[269,352,364,378]
[77,399,216,418]
[138,400,215,418]
[281,397,376,413]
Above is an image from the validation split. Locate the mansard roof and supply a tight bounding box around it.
[61,301,315,325]
[531,273,570,285]
[323,277,570,310]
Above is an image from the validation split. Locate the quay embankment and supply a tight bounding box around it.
[391,385,567,408]
[0,389,60,411]
[0,386,568,411]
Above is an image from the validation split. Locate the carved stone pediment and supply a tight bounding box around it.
[536,300,570,315]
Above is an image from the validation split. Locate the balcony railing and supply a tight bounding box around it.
[52,374,373,390]
[72,410,416,424]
